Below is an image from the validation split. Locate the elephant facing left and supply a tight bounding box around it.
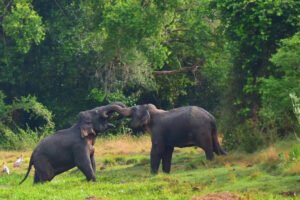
[19,103,124,184]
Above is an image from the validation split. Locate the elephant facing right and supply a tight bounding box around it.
[110,104,227,174]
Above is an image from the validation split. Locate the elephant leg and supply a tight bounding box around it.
[34,171,40,183]
[203,145,214,160]
[162,146,174,173]
[150,144,164,174]
[90,154,96,173]
[74,151,96,182]
[195,131,214,160]
[34,158,55,183]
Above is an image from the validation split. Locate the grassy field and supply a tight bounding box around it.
[1,134,300,200]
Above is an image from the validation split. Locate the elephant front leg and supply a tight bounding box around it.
[150,144,163,174]
[90,153,96,173]
[75,151,96,182]
[162,146,174,173]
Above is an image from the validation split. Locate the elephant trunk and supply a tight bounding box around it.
[99,103,132,118]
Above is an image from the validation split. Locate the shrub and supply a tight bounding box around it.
[259,32,300,136]
[0,91,54,150]
[223,120,265,153]
[290,93,300,125]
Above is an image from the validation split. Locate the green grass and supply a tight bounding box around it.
[1,136,300,200]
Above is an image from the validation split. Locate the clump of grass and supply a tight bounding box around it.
[125,158,138,165]
[136,158,150,166]
[115,156,126,165]
[285,162,300,175]
[227,173,237,183]
[255,146,280,163]
[289,143,300,161]
[249,170,262,180]
[185,163,198,170]
[102,157,116,166]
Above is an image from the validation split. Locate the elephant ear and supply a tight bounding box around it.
[80,125,96,138]
[78,112,96,138]
[140,105,151,125]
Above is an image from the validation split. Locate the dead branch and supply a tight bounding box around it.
[153,60,204,76]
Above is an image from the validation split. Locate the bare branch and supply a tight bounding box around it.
[153,60,204,76]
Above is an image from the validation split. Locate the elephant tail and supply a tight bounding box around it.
[211,123,227,155]
[19,155,34,185]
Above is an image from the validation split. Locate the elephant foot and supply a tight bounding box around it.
[150,170,159,175]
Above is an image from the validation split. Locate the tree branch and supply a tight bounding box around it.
[0,0,13,20]
[153,60,204,76]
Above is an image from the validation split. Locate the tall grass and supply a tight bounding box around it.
[1,135,300,200]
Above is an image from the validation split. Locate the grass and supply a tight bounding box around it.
[0,134,300,200]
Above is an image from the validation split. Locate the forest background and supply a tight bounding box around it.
[0,0,299,152]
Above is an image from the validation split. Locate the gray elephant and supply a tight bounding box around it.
[111,104,227,174]
[19,103,124,184]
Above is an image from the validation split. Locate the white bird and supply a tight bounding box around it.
[14,154,23,168]
[2,162,10,175]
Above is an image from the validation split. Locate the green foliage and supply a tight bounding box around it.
[214,0,299,110]
[88,88,138,107]
[3,0,45,53]
[0,0,299,150]
[260,32,300,114]
[259,32,300,134]
[0,91,7,117]
[0,124,39,150]
[155,74,195,107]
[214,0,300,145]
[290,93,300,124]
[289,143,300,161]
[223,120,265,153]
[0,91,54,149]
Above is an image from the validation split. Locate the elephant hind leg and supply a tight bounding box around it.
[194,131,214,160]
[204,148,214,160]
[34,158,55,183]
[34,171,40,183]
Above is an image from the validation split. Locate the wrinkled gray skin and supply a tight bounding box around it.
[112,104,227,174]
[20,103,125,184]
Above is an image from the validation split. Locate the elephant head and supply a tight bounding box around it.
[78,102,126,137]
[106,104,158,131]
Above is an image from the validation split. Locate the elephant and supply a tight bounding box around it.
[110,104,227,174]
[19,103,125,184]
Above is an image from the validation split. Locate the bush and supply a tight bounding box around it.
[259,32,300,135]
[290,93,300,124]
[0,91,54,150]
[223,120,265,153]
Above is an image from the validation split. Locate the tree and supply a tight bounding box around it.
[260,32,300,132]
[0,0,45,83]
[213,0,299,146]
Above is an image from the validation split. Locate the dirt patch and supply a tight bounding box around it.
[191,192,241,200]
[86,196,102,200]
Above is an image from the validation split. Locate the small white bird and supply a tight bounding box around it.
[2,162,10,175]
[14,154,23,168]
